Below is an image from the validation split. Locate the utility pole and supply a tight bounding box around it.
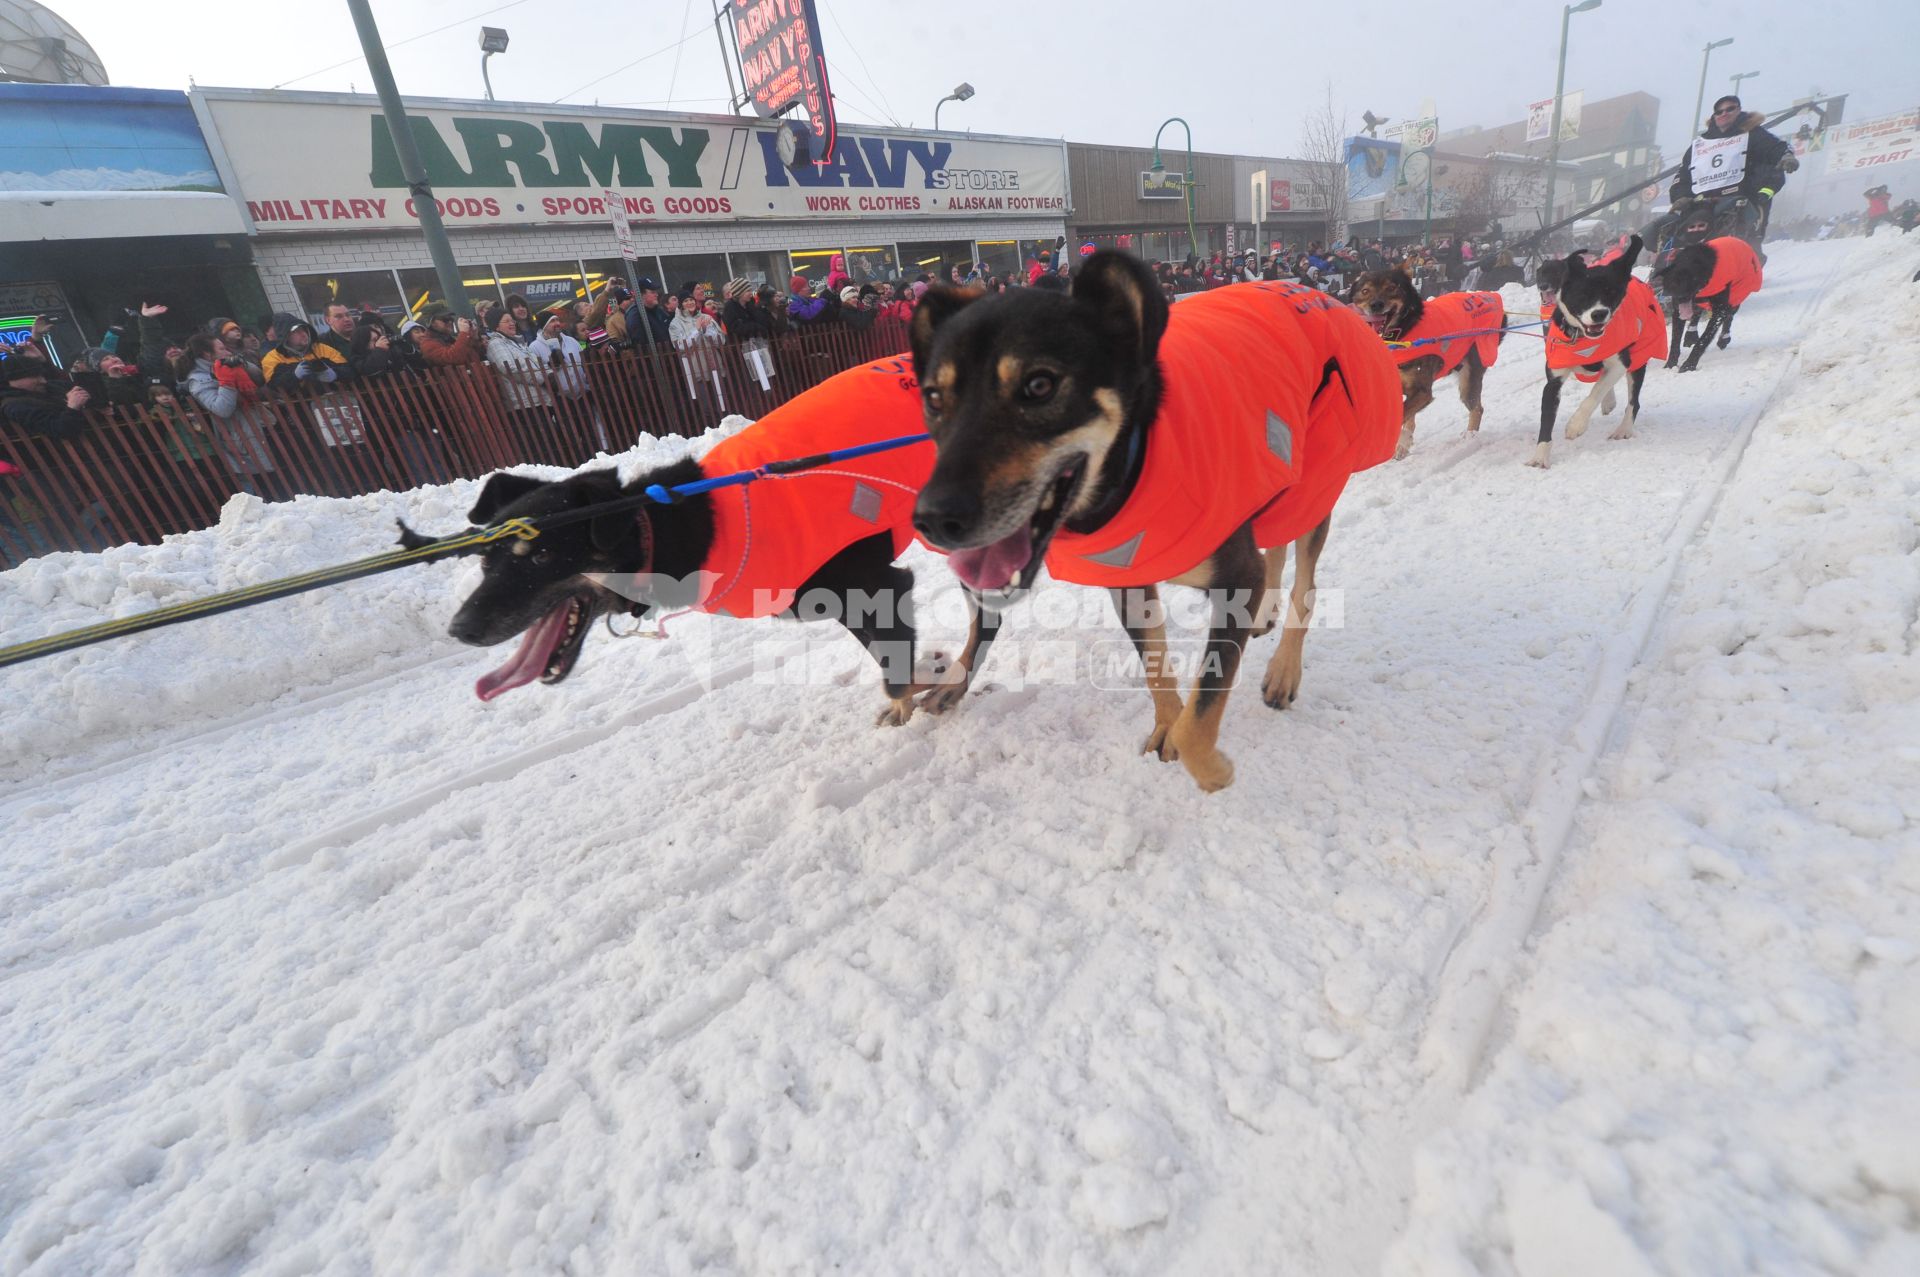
[1543,0,1601,238]
[346,0,468,316]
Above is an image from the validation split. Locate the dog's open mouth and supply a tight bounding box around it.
[475,591,596,701]
[947,466,1080,599]
[1361,308,1396,333]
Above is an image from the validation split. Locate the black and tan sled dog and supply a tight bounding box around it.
[908,251,1400,792]
[413,360,1002,726]
[1346,270,1507,459]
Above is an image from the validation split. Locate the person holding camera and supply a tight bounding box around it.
[181,332,280,498]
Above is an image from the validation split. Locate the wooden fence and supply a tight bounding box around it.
[0,319,912,567]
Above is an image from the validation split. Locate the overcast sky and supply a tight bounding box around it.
[72,0,1915,162]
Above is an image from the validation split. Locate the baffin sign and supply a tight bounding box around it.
[732,0,837,165]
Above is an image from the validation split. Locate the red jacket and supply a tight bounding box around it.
[1545,277,1668,381]
[1386,291,1505,375]
[1696,236,1764,310]
[696,357,932,618]
[1046,281,1401,587]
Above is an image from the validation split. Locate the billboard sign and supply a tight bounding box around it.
[731,0,837,164]
[1345,136,1401,202]
[193,90,1068,233]
[1826,109,1919,173]
[0,85,244,239]
[1526,91,1583,143]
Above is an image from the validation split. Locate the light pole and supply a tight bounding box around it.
[1542,0,1601,236]
[1729,70,1761,99]
[1690,37,1734,139]
[1151,117,1198,261]
[479,27,509,102]
[934,82,974,131]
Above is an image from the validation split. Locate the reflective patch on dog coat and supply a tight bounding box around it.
[848,482,883,524]
[1266,411,1295,466]
[1082,531,1145,570]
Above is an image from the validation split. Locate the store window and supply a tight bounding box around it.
[291,270,403,324]
[898,240,977,284]
[496,260,586,313]
[727,250,789,291]
[975,239,1019,277]
[396,265,503,320]
[658,253,729,298]
[1139,231,1174,262]
[790,245,898,287]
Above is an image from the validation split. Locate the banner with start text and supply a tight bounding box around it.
[192,89,1068,234]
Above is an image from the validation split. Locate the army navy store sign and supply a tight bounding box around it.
[193,90,1067,233]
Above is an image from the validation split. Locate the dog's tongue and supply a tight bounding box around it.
[475,599,573,702]
[948,527,1032,592]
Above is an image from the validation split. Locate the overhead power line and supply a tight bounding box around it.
[274,0,532,90]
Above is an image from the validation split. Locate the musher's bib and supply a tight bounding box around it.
[1691,134,1749,194]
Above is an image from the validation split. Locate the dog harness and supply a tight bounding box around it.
[696,358,932,618]
[1046,281,1401,588]
[1386,291,1505,375]
[1695,236,1764,310]
[1546,277,1669,383]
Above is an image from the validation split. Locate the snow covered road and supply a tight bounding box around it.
[2,238,1915,1276]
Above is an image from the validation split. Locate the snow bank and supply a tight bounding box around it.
[1386,234,1920,1276]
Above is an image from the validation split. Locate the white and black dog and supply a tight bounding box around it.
[1534,236,1665,469]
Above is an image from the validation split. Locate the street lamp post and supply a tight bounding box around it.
[1542,0,1601,237]
[1729,70,1761,99]
[479,27,509,102]
[934,82,975,131]
[1151,117,1198,261]
[1691,37,1735,138]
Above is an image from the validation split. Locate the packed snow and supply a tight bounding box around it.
[2,237,1915,1276]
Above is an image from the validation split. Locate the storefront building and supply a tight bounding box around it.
[1064,143,1333,262]
[187,89,1071,324]
[0,85,268,364]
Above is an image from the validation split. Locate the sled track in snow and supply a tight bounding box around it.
[1413,250,1845,1101]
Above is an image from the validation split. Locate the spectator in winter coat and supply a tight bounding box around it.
[180,333,278,494]
[504,294,538,344]
[624,279,675,350]
[260,321,345,391]
[484,308,555,419]
[787,275,831,326]
[1864,185,1893,236]
[0,351,89,442]
[205,315,265,386]
[408,310,484,366]
[317,304,362,375]
[70,347,147,409]
[720,278,771,342]
[824,254,852,295]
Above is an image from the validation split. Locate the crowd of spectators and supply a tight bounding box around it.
[2,236,1517,559]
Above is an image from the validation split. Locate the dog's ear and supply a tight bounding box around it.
[1389,269,1417,296]
[1073,250,1169,364]
[467,472,545,525]
[1562,250,1589,276]
[908,286,978,377]
[1618,235,1644,271]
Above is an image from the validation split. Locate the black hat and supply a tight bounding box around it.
[0,353,45,383]
[424,306,455,324]
[636,277,660,292]
[1712,94,1742,113]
